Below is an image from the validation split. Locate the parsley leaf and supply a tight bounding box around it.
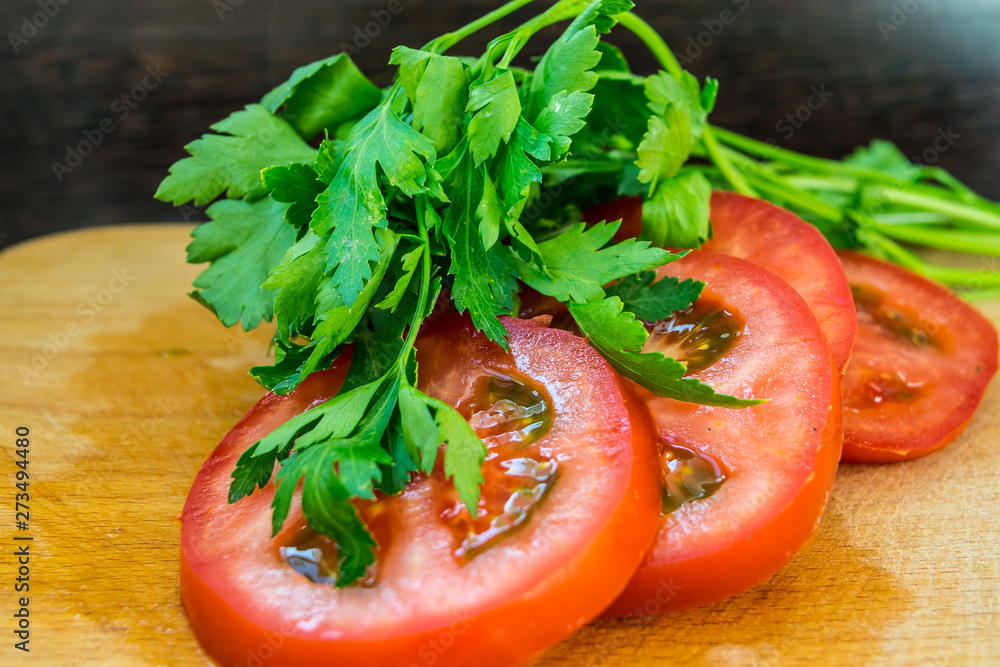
[261,54,383,139]
[261,230,325,342]
[390,47,471,155]
[311,103,437,306]
[272,447,377,585]
[262,162,325,232]
[155,105,317,206]
[186,197,295,330]
[642,171,712,248]
[516,222,674,303]
[569,297,763,407]
[605,270,704,321]
[467,69,522,165]
[439,140,517,345]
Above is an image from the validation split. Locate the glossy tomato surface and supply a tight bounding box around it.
[605,251,842,615]
[181,316,661,667]
[838,251,998,463]
[701,191,857,373]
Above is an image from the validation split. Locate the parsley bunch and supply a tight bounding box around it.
[160,0,999,586]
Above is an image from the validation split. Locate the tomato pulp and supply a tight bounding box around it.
[605,251,842,614]
[180,316,661,667]
[838,251,998,462]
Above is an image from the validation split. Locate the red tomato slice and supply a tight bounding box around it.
[605,251,842,615]
[838,251,998,463]
[700,191,857,373]
[181,316,661,667]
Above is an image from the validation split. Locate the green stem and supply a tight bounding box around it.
[400,197,434,368]
[430,0,538,53]
[615,12,684,79]
[701,128,756,196]
[872,223,1000,256]
[862,186,1000,231]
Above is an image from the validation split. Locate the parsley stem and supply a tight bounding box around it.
[615,12,683,80]
[399,195,433,370]
[431,0,539,54]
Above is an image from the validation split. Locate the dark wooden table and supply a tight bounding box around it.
[2,0,999,246]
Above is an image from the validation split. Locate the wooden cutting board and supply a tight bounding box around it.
[1,225,998,667]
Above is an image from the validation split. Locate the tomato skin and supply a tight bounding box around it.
[838,251,998,463]
[181,317,661,667]
[700,191,857,373]
[605,251,842,615]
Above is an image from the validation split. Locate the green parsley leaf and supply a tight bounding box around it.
[605,270,704,321]
[516,221,674,303]
[376,242,425,313]
[467,69,522,165]
[390,47,471,155]
[568,297,762,407]
[642,171,712,248]
[636,105,692,188]
[186,197,295,330]
[534,90,594,158]
[439,140,516,345]
[272,446,377,585]
[262,162,325,232]
[261,54,383,139]
[312,103,437,305]
[262,230,325,342]
[155,105,317,206]
[300,229,399,383]
[436,398,487,515]
[645,70,710,143]
[845,140,920,182]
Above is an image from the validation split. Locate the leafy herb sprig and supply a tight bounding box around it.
[158,0,1000,585]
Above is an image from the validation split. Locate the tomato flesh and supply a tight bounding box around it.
[701,191,857,373]
[605,251,842,615]
[838,251,998,462]
[180,316,661,667]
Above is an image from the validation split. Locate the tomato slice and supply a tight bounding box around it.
[605,251,842,615]
[700,191,857,373]
[180,316,661,667]
[838,251,998,463]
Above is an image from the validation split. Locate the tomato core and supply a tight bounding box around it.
[658,438,728,515]
[440,370,558,559]
[642,296,745,375]
[850,284,937,348]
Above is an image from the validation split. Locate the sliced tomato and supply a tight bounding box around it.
[181,315,661,667]
[698,192,857,373]
[605,251,842,615]
[583,193,857,374]
[838,251,998,463]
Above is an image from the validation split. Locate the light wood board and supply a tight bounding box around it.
[0,225,997,666]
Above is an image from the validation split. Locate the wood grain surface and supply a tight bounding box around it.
[0,225,998,666]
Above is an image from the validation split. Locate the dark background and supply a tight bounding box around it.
[2,0,999,247]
